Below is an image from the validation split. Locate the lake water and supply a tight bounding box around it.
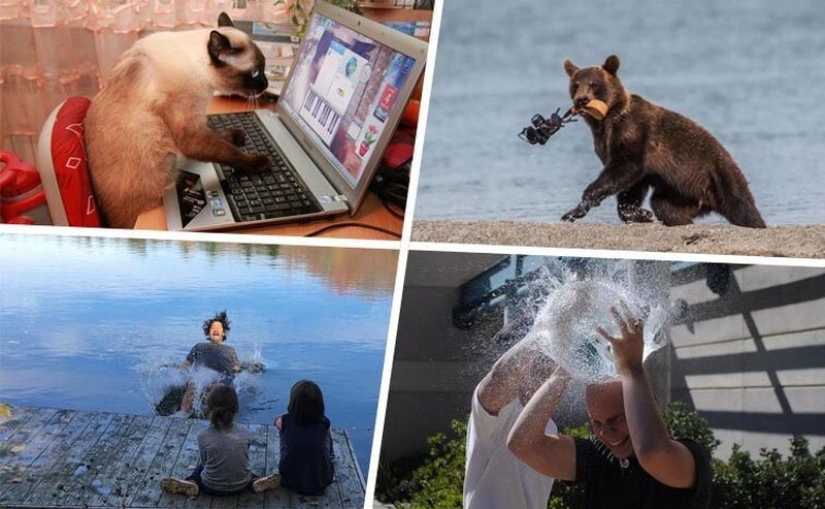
[415,0,825,225]
[0,232,398,475]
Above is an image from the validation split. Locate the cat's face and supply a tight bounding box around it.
[207,14,268,97]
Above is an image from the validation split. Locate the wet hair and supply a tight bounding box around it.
[203,310,231,340]
[206,384,238,430]
[288,380,325,425]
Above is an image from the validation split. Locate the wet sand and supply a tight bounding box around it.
[411,221,825,259]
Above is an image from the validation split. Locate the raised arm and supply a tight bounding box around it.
[597,305,697,489]
[477,345,530,415]
[506,366,577,480]
[476,317,551,414]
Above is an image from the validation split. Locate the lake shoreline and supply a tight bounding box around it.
[411,221,825,259]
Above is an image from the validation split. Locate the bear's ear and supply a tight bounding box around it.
[563,59,579,77]
[603,55,620,75]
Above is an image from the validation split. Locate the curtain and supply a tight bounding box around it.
[0,0,297,164]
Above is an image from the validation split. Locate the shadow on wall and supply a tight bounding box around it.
[670,265,825,457]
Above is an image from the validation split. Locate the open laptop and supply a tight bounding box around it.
[163,1,428,231]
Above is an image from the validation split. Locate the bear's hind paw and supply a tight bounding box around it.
[618,206,655,224]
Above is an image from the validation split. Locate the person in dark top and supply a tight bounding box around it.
[180,311,242,415]
[161,385,280,497]
[508,303,712,509]
[274,380,335,496]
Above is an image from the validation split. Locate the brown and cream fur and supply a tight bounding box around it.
[85,13,269,228]
[560,55,766,228]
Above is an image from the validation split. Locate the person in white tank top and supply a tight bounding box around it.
[463,319,558,509]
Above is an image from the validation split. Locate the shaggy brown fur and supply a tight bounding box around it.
[560,55,766,228]
[85,13,270,228]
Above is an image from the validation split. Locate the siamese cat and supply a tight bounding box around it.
[85,13,270,229]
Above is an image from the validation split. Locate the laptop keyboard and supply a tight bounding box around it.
[208,112,322,222]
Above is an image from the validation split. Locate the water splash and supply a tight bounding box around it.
[136,345,267,417]
[136,356,188,411]
[520,260,672,383]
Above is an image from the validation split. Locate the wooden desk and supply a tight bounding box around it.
[134,96,404,240]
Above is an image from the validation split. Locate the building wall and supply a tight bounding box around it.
[670,265,825,459]
[380,284,484,462]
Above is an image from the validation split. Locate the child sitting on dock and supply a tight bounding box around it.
[275,380,335,496]
[180,311,242,415]
[161,385,281,497]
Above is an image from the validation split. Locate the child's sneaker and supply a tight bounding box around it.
[161,477,199,498]
[252,474,281,493]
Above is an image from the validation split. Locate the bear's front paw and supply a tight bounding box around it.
[561,204,588,222]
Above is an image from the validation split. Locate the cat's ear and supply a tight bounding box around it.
[217,12,234,27]
[208,30,233,63]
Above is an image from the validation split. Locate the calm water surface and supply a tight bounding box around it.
[0,233,397,475]
[416,0,825,225]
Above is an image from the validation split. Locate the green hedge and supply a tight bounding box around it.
[375,403,825,509]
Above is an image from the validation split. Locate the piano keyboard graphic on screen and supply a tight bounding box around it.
[301,89,342,145]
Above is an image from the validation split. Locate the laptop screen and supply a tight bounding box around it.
[279,10,418,189]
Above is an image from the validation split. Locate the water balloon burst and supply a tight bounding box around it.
[523,268,671,383]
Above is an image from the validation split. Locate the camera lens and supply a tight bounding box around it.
[518,127,539,145]
[533,128,550,145]
[531,114,546,128]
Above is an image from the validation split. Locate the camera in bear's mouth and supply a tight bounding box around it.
[518,107,577,145]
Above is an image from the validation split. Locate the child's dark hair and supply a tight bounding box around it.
[206,384,238,430]
[202,310,231,339]
[288,380,325,425]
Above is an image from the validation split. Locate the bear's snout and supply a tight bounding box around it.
[574,96,591,109]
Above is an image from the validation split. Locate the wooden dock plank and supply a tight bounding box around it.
[0,408,70,472]
[331,430,366,509]
[0,406,365,509]
[56,412,134,502]
[0,407,59,469]
[107,415,174,507]
[0,407,67,502]
[22,411,117,507]
[128,416,194,508]
[0,409,90,504]
[85,413,157,507]
[0,406,40,444]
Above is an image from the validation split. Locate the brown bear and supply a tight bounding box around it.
[560,55,766,228]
